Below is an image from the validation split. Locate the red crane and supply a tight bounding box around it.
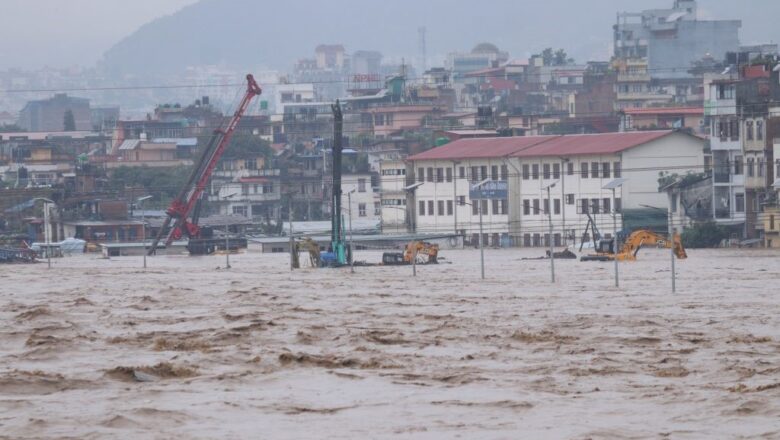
[148,74,262,255]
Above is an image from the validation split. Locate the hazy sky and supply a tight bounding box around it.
[0,0,197,69]
[2,0,779,71]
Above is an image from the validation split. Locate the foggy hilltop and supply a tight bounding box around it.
[100,0,780,75]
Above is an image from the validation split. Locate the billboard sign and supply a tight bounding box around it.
[469,180,508,200]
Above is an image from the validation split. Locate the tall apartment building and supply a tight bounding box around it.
[18,94,92,132]
[613,0,741,109]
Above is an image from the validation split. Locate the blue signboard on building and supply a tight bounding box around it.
[469,181,508,200]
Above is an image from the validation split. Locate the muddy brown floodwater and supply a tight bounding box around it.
[1,248,779,439]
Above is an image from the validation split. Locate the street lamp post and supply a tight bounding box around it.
[137,195,153,269]
[603,178,627,288]
[471,178,491,280]
[346,188,356,273]
[544,181,558,283]
[34,198,56,269]
[221,192,238,269]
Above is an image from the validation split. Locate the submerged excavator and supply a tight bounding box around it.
[382,241,440,266]
[581,230,688,262]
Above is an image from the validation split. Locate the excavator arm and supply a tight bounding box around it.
[618,231,687,261]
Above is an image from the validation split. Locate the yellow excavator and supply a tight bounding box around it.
[382,241,439,265]
[292,238,322,268]
[581,230,687,262]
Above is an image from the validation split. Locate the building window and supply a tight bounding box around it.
[457,195,466,206]
[232,206,247,216]
[500,200,508,215]
[436,168,444,182]
[758,159,765,178]
[472,201,478,215]
[446,167,453,182]
[522,164,530,180]
[418,200,425,216]
[533,234,541,247]
[553,163,561,179]
[566,194,575,205]
[581,162,589,178]
[567,162,574,176]
[532,164,540,180]
[590,198,600,214]
[428,201,434,216]
[374,202,381,216]
[491,165,499,181]
[734,156,743,175]
[735,193,745,213]
[523,199,531,216]
[438,200,445,216]
[447,200,453,215]
[459,166,465,179]
[501,165,509,181]
[481,166,488,181]
[554,199,561,215]
[747,158,755,177]
[524,234,531,247]
[492,199,499,215]
[602,162,611,178]
[358,178,367,192]
[481,200,488,215]
[554,233,562,246]
[543,164,551,179]
[746,120,754,141]
[543,198,550,215]
[417,167,424,183]
[615,198,622,213]
[614,162,622,178]
[471,166,479,182]
[591,162,599,179]
[427,167,434,182]
[359,203,367,217]
[533,199,540,215]
[579,199,589,214]
[603,197,611,213]
[757,120,764,141]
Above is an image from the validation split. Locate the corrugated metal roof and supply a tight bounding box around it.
[623,107,702,116]
[407,136,557,160]
[118,139,141,151]
[408,131,683,161]
[511,131,676,158]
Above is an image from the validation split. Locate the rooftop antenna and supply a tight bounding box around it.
[418,26,427,73]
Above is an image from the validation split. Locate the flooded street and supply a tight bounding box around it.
[1,248,779,439]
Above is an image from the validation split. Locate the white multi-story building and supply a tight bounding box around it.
[707,78,746,227]
[379,159,409,233]
[341,173,380,225]
[406,131,705,247]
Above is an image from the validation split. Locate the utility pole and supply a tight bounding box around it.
[289,196,294,272]
[347,189,355,273]
[545,183,556,283]
[479,200,485,280]
[668,193,676,293]
[453,161,460,236]
[612,187,619,288]
[137,195,153,269]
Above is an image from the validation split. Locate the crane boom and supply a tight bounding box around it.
[148,74,262,255]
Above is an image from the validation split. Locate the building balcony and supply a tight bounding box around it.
[617,73,651,83]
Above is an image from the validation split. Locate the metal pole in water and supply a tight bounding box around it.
[612,188,619,288]
[547,186,555,283]
[479,201,485,280]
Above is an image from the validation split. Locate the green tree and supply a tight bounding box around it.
[553,49,574,66]
[63,109,76,131]
[0,124,24,133]
[541,48,554,66]
[681,222,731,248]
[221,133,274,166]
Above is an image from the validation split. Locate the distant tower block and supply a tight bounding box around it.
[418,26,427,73]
